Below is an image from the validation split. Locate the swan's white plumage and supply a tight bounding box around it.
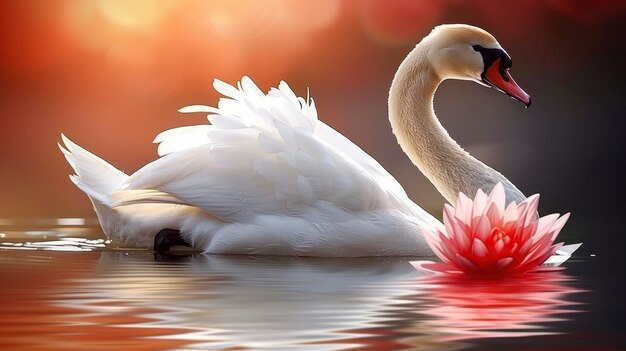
[136,77,412,220]
[61,76,440,256]
[60,24,540,257]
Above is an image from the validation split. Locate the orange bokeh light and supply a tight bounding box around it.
[1,0,625,218]
[96,0,177,29]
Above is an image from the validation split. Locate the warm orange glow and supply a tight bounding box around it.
[358,0,444,46]
[96,0,176,29]
[1,0,625,218]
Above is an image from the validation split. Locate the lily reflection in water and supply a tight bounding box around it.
[406,270,584,345]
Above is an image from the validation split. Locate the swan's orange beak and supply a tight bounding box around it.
[484,58,531,107]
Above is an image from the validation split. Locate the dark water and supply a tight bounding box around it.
[0,221,624,350]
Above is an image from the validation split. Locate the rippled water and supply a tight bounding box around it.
[0,220,624,350]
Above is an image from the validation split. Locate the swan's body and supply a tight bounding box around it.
[60,24,530,256]
[60,80,438,256]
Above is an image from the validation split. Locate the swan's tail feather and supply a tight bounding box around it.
[59,134,128,206]
[109,189,190,208]
[60,134,135,243]
[59,135,217,248]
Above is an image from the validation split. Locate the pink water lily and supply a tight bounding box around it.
[412,183,578,275]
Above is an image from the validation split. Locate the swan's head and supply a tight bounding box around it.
[424,24,531,107]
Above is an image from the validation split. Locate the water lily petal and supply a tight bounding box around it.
[522,221,538,243]
[474,215,491,242]
[472,237,489,258]
[556,242,581,256]
[452,218,471,251]
[486,202,501,227]
[523,194,540,227]
[520,234,556,267]
[515,200,528,220]
[456,192,473,225]
[513,200,533,241]
[502,201,519,226]
[545,242,565,260]
[508,242,519,258]
[456,254,479,272]
[548,213,570,241]
[496,257,514,269]
[438,231,460,265]
[518,235,534,255]
[443,203,456,238]
[487,182,506,216]
[494,238,505,254]
[517,195,539,233]
[472,189,488,221]
[455,193,466,215]
[517,242,564,272]
[536,237,559,260]
[423,229,453,265]
[535,213,560,238]
[542,253,571,266]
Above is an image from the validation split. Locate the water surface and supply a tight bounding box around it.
[0,221,624,350]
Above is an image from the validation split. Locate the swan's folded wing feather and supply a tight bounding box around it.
[314,121,407,198]
[154,125,212,156]
[125,135,378,222]
[124,77,407,222]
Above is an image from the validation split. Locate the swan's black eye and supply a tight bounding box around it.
[472,45,513,72]
[500,54,512,69]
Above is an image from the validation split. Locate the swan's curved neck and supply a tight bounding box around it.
[388,44,521,204]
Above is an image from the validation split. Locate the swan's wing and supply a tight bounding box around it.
[121,77,407,222]
[314,120,407,198]
[155,78,406,198]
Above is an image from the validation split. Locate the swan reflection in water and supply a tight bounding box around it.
[45,252,584,350]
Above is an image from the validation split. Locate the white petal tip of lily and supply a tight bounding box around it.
[542,242,582,267]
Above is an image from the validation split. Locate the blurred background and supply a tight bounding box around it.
[1,0,625,265]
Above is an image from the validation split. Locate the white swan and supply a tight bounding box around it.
[60,24,531,256]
